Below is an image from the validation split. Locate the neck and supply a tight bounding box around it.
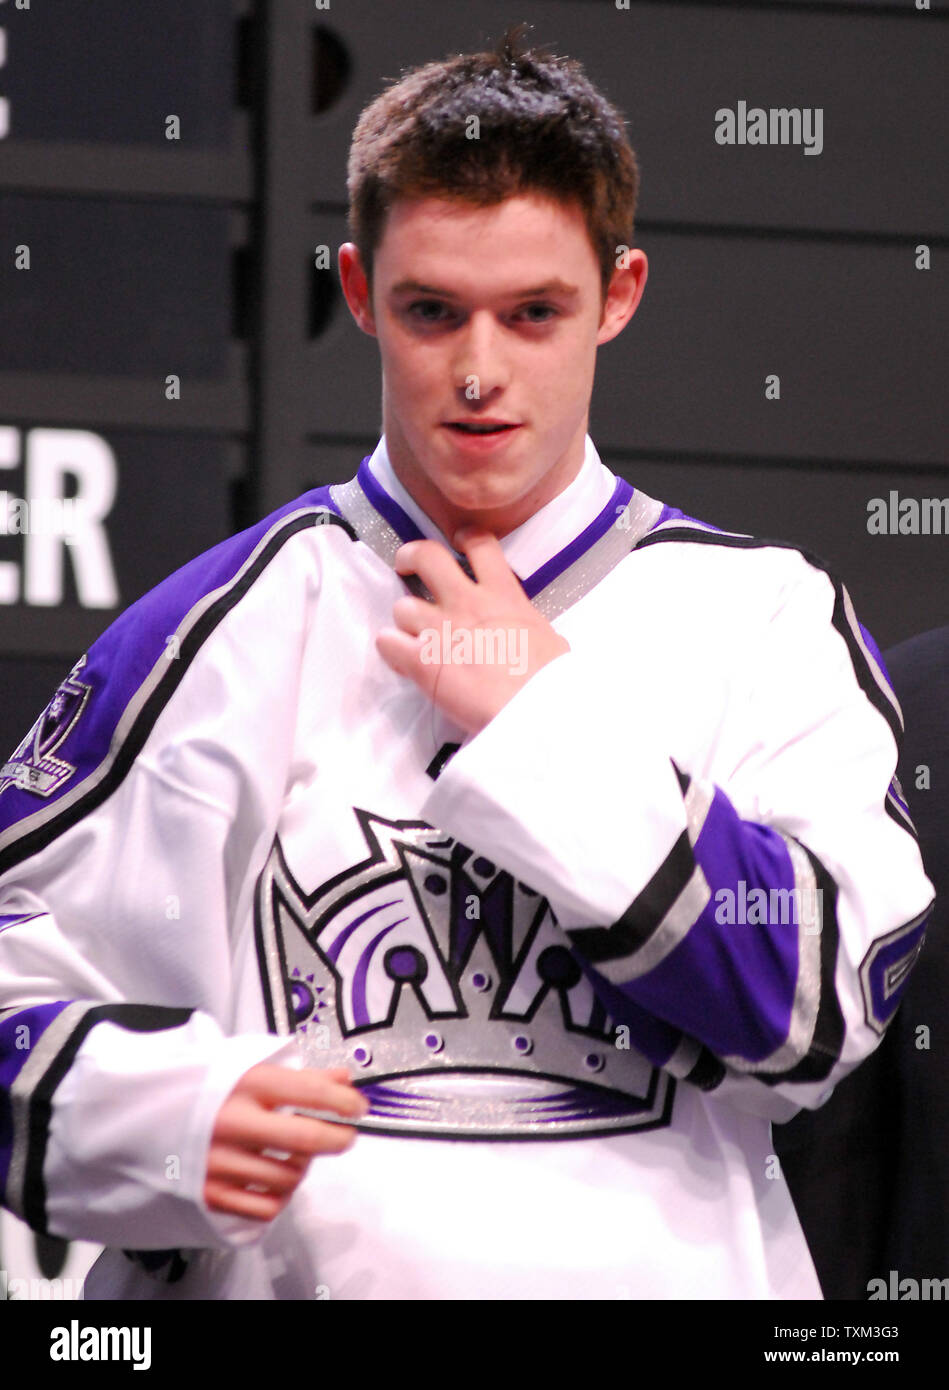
[383,430,588,542]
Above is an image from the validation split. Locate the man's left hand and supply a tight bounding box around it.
[376,527,570,736]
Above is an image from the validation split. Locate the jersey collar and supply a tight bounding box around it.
[328,434,663,621]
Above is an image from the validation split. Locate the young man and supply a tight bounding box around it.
[0,33,934,1300]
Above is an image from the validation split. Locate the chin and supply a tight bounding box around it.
[441,478,522,514]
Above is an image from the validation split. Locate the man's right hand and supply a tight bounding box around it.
[203,1063,369,1221]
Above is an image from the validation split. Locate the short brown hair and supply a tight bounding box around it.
[346,23,640,308]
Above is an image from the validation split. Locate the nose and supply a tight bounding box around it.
[451,310,510,401]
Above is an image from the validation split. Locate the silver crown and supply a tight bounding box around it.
[255,810,673,1138]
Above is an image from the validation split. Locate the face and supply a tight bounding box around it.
[338,192,647,541]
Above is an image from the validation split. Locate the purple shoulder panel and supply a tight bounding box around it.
[0,486,342,846]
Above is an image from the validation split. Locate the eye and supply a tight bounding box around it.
[516,303,559,324]
[407,300,452,323]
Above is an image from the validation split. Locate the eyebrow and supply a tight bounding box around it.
[388,278,580,300]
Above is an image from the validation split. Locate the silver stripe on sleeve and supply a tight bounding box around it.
[683,776,717,844]
[842,586,903,735]
[597,866,712,986]
[6,1000,94,1219]
[886,789,915,836]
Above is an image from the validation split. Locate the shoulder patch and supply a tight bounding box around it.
[0,656,91,800]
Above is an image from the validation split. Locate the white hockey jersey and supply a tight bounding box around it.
[0,435,934,1300]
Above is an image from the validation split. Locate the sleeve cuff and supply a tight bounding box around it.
[44,1016,305,1252]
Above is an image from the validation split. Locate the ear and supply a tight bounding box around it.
[596,249,648,346]
[338,242,378,336]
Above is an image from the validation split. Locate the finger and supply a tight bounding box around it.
[376,628,436,692]
[270,1117,360,1157]
[393,539,473,607]
[206,1145,309,1193]
[203,1179,291,1223]
[217,1100,361,1157]
[452,527,525,598]
[239,1065,368,1117]
[390,594,441,637]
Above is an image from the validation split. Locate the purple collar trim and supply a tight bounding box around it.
[357,457,427,544]
[355,457,634,599]
[522,476,633,599]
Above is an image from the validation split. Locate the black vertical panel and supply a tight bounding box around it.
[248,1,315,522]
[0,198,231,378]
[593,231,946,464]
[1,0,234,146]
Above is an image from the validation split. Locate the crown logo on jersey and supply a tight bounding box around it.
[255,809,673,1138]
[0,655,91,799]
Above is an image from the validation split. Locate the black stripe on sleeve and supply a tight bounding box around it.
[754,841,846,1088]
[670,758,692,797]
[568,828,695,965]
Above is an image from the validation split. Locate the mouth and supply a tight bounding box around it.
[442,421,522,454]
[444,420,521,436]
